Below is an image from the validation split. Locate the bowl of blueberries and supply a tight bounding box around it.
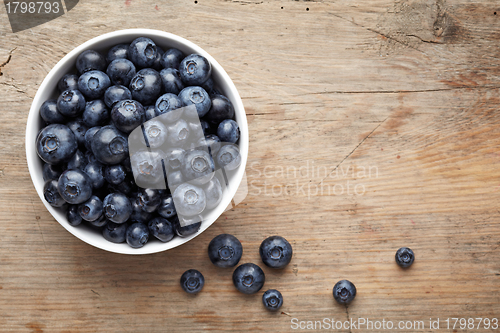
[25,29,248,255]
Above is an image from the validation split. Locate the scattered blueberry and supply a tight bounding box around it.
[333,280,356,305]
[126,222,149,248]
[103,192,132,223]
[180,269,204,294]
[78,70,111,100]
[43,179,66,207]
[259,236,293,269]
[262,289,283,311]
[106,58,137,86]
[82,100,109,127]
[40,99,67,124]
[217,119,240,143]
[232,263,265,294]
[57,89,86,117]
[36,124,78,165]
[78,195,103,221]
[395,247,415,268]
[179,54,211,86]
[76,50,106,74]
[148,217,174,242]
[208,234,242,268]
[57,169,93,204]
[104,85,132,108]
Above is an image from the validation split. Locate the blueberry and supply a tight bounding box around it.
[57,89,86,117]
[130,68,162,105]
[181,149,215,185]
[106,43,129,63]
[167,170,185,189]
[58,74,79,92]
[333,280,356,305]
[164,147,185,171]
[43,179,66,207]
[216,143,241,171]
[111,99,145,134]
[128,193,153,223]
[78,70,111,100]
[180,269,204,294]
[36,124,78,165]
[142,119,167,148]
[159,68,184,94]
[217,119,239,143]
[197,134,221,155]
[66,149,87,171]
[395,247,415,268]
[179,54,211,86]
[40,99,67,124]
[84,161,105,189]
[154,93,183,121]
[106,58,137,86]
[57,169,93,204]
[126,222,149,248]
[138,188,161,213]
[104,85,132,108]
[67,204,83,226]
[160,48,184,69]
[157,194,177,219]
[130,150,165,187]
[200,120,211,135]
[85,150,98,164]
[208,234,242,268]
[166,119,190,147]
[103,192,132,223]
[88,214,108,228]
[203,177,223,210]
[259,236,293,269]
[102,221,128,243]
[148,217,174,242]
[76,50,106,74]
[107,176,137,197]
[78,195,103,221]
[178,86,211,118]
[171,183,206,216]
[262,289,283,311]
[232,263,265,294]
[91,125,129,165]
[173,215,202,237]
[128,37,158,68]
[152,46,164,71]
[206,94,235,125]
[66,118,89,148]
[104,164,126,185]
[201,76,214,94]
[84,126,102,151]
[82,100,109,127]
[144,105,156,121]
[188,121,205,142]
[42,163,63,181]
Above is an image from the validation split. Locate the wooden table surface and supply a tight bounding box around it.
[1,0,500,332]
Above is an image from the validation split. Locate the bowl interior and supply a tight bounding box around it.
[26,29,248,255]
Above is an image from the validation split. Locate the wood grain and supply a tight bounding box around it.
[1,0,500,331]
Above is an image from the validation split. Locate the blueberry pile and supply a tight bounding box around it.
[36,37,242,248]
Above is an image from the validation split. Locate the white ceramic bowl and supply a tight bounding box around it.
[25,29,248,255]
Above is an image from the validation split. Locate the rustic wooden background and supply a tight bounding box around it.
[1,0,500,332]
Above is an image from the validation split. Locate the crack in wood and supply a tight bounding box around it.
[0,48,17,76]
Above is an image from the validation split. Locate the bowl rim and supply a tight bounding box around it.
[25,28,248,255]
